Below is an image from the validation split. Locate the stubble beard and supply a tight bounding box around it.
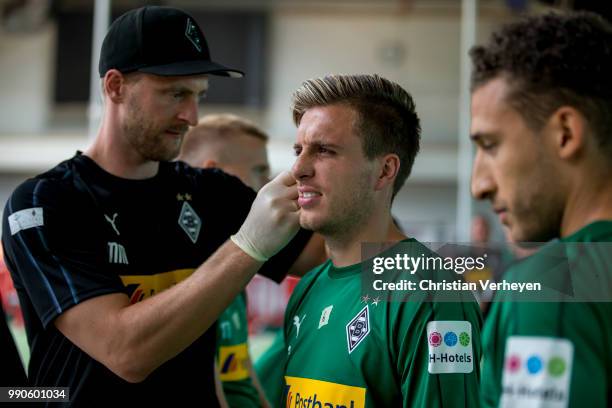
[511,160,564,243]
[301,173,376,243]
[123,97,183,162]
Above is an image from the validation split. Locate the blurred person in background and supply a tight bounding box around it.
[281,74,482,407]
[0,246,24,327]
[178,113,272,407]
[0,298,26,386]
[1,6,318,405]
[0,246,27,386]
[463,214,506,317]
[470,11,612,407]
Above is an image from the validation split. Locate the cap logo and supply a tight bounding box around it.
[185,18,202,52]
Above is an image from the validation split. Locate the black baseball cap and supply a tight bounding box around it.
[98,6,243,78]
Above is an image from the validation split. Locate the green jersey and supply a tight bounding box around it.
[217,291,260,407]
[283,239,482,408]
[481,221,612,408]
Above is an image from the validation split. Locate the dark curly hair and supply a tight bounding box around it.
[470,11,612,152]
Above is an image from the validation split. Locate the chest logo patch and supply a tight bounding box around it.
[346,305,369,354]
[501,336,573,408]
[318,305,334,329]
[178,201,201,243]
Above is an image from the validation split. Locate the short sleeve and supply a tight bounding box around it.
[2,179,126,328]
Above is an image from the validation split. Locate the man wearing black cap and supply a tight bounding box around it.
[1,6,314,405]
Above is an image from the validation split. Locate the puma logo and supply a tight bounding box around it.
[293,314,306,338]
[104,213,120,236]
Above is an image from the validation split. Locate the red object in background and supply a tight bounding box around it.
[0,247,24,327]
[246,275,300,333]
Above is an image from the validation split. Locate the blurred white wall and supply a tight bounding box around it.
[266,10,461,144]
[0,23,56,134]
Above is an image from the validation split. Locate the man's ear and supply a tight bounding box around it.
[374,153,400,191]
[547,106,587,161]
[103,69,127,103]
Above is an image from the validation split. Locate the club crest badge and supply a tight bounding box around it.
[185,18,202,52]
[178,201,201,243]
[346,305,369,354]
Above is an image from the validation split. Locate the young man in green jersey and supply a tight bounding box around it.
[281,74,483,407]
[469,12,612,407]
[179,114,272,407]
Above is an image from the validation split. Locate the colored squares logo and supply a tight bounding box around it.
[444,331,458,347]
[459,332,470,346]
[548,357,566,377]
[429,332,442,347]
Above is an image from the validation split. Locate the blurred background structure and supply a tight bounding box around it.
[1,0,609,367]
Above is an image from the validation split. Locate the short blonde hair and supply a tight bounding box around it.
[179,114,268,164]
[195,114,267,141]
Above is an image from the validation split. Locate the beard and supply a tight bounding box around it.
[122,96,186,162]
[511,193,563,243]
[508,158,564,243]
[300,169,375,240]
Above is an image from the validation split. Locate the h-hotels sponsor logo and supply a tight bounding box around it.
[501,336,573,408]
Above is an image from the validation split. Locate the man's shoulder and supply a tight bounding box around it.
[7,157,82,207]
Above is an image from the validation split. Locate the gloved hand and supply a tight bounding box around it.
[231,171,300,261]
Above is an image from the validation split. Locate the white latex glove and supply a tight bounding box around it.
[231,171,300,261]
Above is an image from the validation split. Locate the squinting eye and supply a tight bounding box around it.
[481,141,496,151]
